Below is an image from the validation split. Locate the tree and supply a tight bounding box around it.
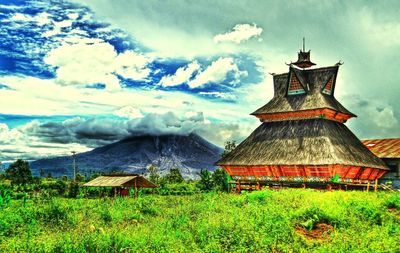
[221,140,237,158]
[68,181,80,198]
[5,159,32,186]
[39,168,45,177]
[54,179,67,195]
[75,173,85,182]
[47,172,53,178]
[212,169,229,192]
[148,165,160,184]
[164,168,184,184]
[197,169,213,191]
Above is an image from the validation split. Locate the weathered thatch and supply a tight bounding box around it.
[84,174,156,188]
[217,118,388,170]
[251,66,355,117]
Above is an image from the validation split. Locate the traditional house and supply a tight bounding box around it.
[217,44,389,191]
[362,138,400,188]
[84,174,156,197]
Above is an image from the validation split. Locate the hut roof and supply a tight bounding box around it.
[217,118,388,170]
[362,138,400,159]
[251,66,355,117]
[83,174,157,188]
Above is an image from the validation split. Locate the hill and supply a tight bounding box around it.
[30,133,223,179]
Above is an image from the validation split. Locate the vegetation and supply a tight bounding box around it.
[0,189,398,252]
[0,160,399,252]
[5,159,33,186]
[221,140,237,158]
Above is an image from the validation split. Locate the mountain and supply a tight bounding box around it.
[30,133,223,179]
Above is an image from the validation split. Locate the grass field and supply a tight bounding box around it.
[0,189,399,253]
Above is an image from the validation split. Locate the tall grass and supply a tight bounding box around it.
[0,189,399,252]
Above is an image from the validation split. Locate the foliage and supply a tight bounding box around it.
[197,169,213,191]
[53,180,68,196]
[212,168,229,192]
[164,168,184,184]
[221,140,237,158]
[197,169,229,192]
[0,190,398,252]
[5,159,32,186]
[75,173,85,182]
[68,182,80,198]
[147,165,160,185]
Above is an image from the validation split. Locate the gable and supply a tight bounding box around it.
[322,75,334,95]
[287,72,306,95]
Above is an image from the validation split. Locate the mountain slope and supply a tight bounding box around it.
[30,133,223,179]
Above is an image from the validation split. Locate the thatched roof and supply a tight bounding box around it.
[217,118,388,170]
[84,174,156,188]
[362,138,400,159]
[252,66,355,117]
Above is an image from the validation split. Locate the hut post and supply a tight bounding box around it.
[374,179,378,192]
[366,181,370,192]
[236,180,241,193]
[256,182,261,191]
[134,178,138,198]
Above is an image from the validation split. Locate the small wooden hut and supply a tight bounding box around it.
[217,45,389,191]
[84,174,156,197]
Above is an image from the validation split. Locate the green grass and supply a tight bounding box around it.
[0,189,399,252]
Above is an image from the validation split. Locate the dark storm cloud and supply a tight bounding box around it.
[17,111,248,151]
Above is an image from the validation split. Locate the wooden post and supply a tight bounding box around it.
[134,178,138,198]
[256,182,261,191]
[374,179,378,192]
[397,163,400,178]
[236,181,241,193]
[114,187,117,197]
[366,181,370,192]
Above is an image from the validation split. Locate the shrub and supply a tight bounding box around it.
[384,194,400,209]
[68,182,80,198]
[53,180,68,196]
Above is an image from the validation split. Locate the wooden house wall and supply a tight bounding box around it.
[222,164,386,183]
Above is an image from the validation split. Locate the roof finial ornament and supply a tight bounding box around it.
[335,60,344,66]
[290,38,316,69]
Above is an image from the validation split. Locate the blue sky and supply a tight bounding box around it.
[0,0,399,161]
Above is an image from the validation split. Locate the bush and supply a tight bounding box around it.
[53,180,68,196]
[384,194,400,209]
[68,182,80,198]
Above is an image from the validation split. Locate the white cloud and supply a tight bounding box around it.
[113,106,144,119]
[214,23,263,44]
[343,95,400,138]
[113,51,153,80]
[198,92,237,100]
[188,57,247,88]
[158,61,200,87]
[0,75,249,122]
[54,19,73,28]
[10,12,52,26]
[44,42,152,90]
[67,13,80,20]
[0,123,23,144]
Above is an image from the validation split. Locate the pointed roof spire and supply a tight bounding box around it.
[290,37,316,69]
